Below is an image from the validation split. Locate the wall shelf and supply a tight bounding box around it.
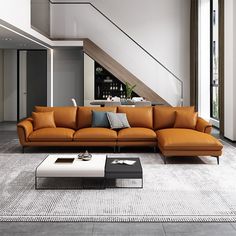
[94,61,138,100]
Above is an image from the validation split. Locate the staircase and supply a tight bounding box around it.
[83,39,168,105]
[50,2,183,106]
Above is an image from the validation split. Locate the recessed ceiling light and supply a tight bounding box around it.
[19,43,28,46]
[0,37,12,41]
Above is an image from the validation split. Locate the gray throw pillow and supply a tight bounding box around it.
[106,112,130,129]
[92,111,110,128]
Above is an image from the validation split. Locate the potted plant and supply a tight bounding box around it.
[125,82,136,100]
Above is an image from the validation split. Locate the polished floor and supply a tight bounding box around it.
[0,121,236,236]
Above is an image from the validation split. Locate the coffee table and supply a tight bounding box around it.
[35,154,106,189]
[35,155,143,189]
[105,157,143,188]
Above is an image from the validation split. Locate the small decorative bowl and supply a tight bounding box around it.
[78,151,92,161]
[82,154,92,161]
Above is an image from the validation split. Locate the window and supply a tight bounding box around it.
[210,0,219,120]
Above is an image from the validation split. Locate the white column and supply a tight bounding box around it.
[84,54,95,106]
[47,49,54,107]
[0,50,4,122]
[224,0,236,140]
[198,0,210,120]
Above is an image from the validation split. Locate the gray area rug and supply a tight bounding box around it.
[0,140,236,222]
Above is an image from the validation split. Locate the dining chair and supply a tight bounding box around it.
[71,98,77,107]
[134,101,152,107]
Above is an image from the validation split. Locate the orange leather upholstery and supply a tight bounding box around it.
[158,148,222,157]
[35,106,77,129]
[174,111,198,129]
[117,141,157,147]
[74,128,117,141]
[117,107,153,129]
[29,128,75,142]
[153,106,195,130]
[196,117,212,134]
[118,128,156,141]
[23,141,117,147]
[156,128,223,151]
[78,107,117,129]
[32,111,56,130]
[17,118,34,142]
[17,106,223,160]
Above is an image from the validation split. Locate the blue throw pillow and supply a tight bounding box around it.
[92,111,110,128]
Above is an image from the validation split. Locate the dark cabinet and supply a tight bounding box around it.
[94,62,138,100]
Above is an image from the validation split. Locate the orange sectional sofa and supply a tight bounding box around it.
[17,106,223,164]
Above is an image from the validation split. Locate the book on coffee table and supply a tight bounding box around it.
[111,159,136,165]
[55,158,74,163]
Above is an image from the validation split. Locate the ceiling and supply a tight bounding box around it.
[0,26,46,50]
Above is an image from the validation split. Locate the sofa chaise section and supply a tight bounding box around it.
[156,128,223,164]
[153,106,223,164]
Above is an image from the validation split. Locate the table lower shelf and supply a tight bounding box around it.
[35,176,143,190]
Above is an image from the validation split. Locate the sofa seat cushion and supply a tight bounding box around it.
[118,128,156,141]
[156,128,223,151]
[74,128,117,141]
[29,128,75,142]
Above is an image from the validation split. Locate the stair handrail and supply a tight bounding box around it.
[49,0,184,106]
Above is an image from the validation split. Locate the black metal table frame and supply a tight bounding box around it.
[35,176,108,190]
[35,176,143,190]
[105,176,143,189]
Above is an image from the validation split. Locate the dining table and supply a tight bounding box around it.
[90,100,164,107]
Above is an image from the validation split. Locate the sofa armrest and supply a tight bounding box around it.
[196,117,212,134]
[17,118,33,144]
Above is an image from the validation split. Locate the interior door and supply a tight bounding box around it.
[19,51,27,120]
[26,50,47,117]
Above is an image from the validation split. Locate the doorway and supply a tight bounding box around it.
[17,50,47,121]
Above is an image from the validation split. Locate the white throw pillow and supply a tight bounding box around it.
[106,112,130,129]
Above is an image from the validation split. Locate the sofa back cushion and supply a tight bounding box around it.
[153,106,195,130]
[35,106,77,129]
[174,111,198,129]
[78,107,117,129]
[117,107,153,129]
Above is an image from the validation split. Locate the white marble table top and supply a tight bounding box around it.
[36,154,106,178]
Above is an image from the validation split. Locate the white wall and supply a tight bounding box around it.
[50,0,190,106]
[84,54,95,106]
[31,0,50,36]
[53,48,84,106]
[3,50,17,121]
[224,0,236,140]
[0,50,4,122]
[198,0,210,120]
[0,0,52,46]
[0,0,83,48]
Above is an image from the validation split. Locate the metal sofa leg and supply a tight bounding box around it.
[160,153,167,164]
[113,146,116,153]
[117,146,121,153]
[22,146,25,153]
[153,146,157,153]
[163,155,167,164]
[216,156,219,165]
